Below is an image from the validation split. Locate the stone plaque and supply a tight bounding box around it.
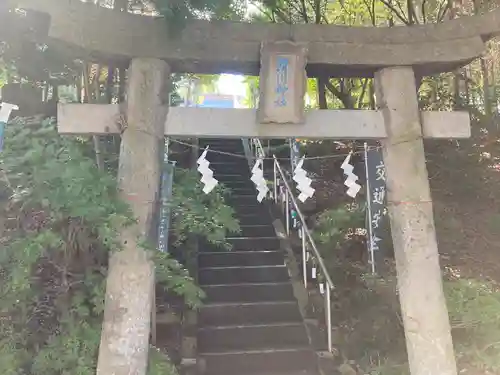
[257,41,307,124]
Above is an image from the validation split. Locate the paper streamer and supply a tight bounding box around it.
[0,103,19,152]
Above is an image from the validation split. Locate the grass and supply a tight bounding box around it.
[362,277,500,375]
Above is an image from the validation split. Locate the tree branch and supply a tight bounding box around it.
[318,76,328,109]
[325,79,354,109]
[437,0,451,22]
[357,78,370,108]
[379,0,410,25]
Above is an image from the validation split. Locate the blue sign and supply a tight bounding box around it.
[158,162,175,253]
[198,95,235,108]
[275,56,289,107]
[290,139,300,170]
[0,121,5,152]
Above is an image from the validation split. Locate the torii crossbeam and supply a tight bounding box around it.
[57,104,471,140]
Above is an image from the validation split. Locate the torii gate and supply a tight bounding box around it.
[11,1,500,375]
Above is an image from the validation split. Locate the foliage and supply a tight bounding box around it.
[0,117,205,374]
[313,203,365,249]
[419,73,456,111]
[445,279,500,372]
[169,167,240,249]
[362,278,500,374]
[0,55,14,87]
[148,348,179,375]
[152,0,246,32]
[366,360,409,375]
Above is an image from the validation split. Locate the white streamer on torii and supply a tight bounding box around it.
[341,152,361,198]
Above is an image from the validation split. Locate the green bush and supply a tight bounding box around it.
[0,117,238,374]
[313,203,365,250]
[168,167,240,249]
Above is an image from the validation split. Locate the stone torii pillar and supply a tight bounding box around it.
[96,58,170,375]
[375,67,457,375]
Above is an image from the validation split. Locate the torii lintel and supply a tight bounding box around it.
[9,0,500,77]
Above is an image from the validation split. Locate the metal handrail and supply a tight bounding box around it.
[248,138,334,353]
[273,157,334,289]
[252,138,266,160]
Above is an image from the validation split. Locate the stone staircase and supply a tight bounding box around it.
[197,139,319,375]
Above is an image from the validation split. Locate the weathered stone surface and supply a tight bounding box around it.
[13,0,500,76]
[96,58,170,375]
[375,67,457,375]
[57,105,471,139]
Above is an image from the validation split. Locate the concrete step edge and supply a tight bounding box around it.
[200,265,286,270]
[201,300,297,308]
[200,250,282,255]
[199,346,313,356]
[198,322,305,331]
[201,281,292,287]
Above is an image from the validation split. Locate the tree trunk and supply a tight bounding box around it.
[83,62,105,171]
[481,56,492,122]
[464,66,470,106]
[317,77,327,109]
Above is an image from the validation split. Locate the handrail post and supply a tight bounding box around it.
[326,286,332,353]
[285,190,290,235]
[302,226,307,287]
[273,159,278,204]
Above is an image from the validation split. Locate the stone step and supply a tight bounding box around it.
[232,225,276,238]
[200,145,246,154]
[202,281,295,303]
[210,162,250,174]
[238,213,274,226]
[230,186,258,195]
[203,152,244,163]
[199,301,302,326]
[201,237,281,252]
[201,348,317,375]
[199,145,243,153]
[198,323,309,353]
[214,172,252,183]
[199,138,245,147]
[228,237,281,251]
[209,159,249,166]
[199,250,285,268]
[203,282,295,304]
[227,195,266,207]
[220,179,254,188]
[199,265,289,285]
[229,237,281,250]
[215,372,316,375]
[232,204,270,216]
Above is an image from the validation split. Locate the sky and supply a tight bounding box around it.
[217,74,247,97]
[208,2,258,99]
